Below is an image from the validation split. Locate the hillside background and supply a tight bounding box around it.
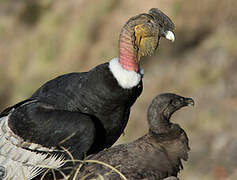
[0,0,237,179]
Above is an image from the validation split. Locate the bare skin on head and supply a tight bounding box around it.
[119,8,175,72]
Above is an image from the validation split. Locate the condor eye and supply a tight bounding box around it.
[147,20,154,27]
[171,99,180,106]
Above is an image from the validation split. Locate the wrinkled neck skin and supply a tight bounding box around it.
[119,27,138,72]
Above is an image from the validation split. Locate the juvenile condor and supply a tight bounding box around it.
[71,93,194,180]
[0,8,175,179]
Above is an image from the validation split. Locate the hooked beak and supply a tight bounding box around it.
[184,97,195,107]
[164,30,175,42]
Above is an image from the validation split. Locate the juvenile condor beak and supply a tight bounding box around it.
[184,97,195,107]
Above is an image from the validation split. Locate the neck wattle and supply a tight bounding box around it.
[119,30,138,72]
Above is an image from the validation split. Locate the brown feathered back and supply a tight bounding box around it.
[69,93,194,180]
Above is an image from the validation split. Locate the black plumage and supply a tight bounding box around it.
[8,68,143,159]
[71,93,194,180]
[0,8,175,179]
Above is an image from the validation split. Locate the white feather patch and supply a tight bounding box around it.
[0,115,65,180]
[109,58,142,89]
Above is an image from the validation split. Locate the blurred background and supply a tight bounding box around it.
[0,0,237,179]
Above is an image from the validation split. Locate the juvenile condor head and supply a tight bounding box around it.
[148,93,194,134]
[119,8,175,71]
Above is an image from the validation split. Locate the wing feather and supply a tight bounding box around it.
[0,115,65,180]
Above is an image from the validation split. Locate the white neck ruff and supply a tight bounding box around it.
[109,58,142,89]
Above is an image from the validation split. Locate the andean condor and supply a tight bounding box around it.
[70,93,194,180]
[0,8,175,179]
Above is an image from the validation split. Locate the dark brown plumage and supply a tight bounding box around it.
[70,93,194,180]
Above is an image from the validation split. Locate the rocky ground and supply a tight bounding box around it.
[0,0,237,179]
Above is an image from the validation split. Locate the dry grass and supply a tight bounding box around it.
[36,148,128,180]
[33,135,127,180]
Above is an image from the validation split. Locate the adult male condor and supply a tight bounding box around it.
[0,8,175,179]
[70,93,194,180]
